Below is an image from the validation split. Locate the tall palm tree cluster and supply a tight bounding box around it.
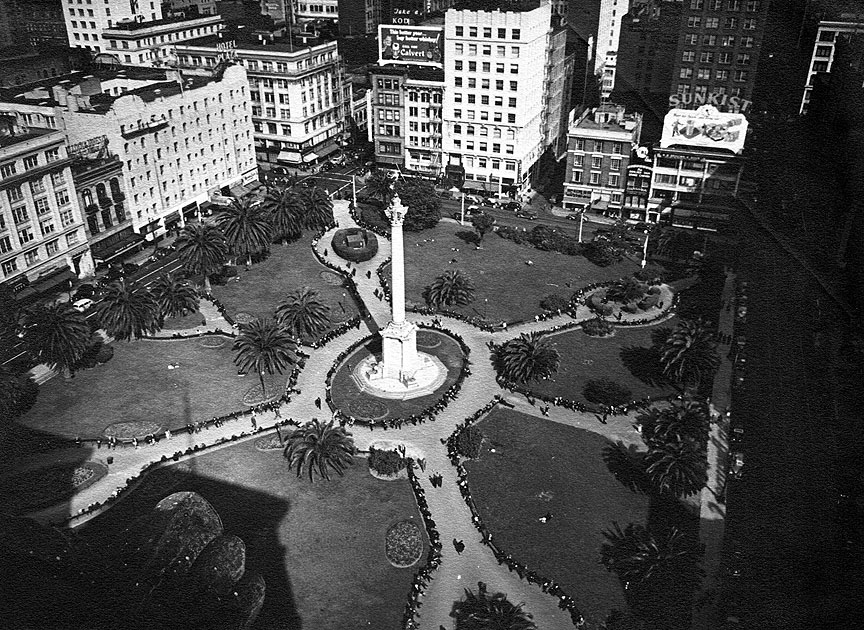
[452,581,537,630]
[423,269,476,310]
[600,522,702,588]
[490,332,561,385]
[657,318,720,392]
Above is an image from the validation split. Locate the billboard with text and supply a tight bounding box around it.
[378,25,443,67]
[660,105,748,155]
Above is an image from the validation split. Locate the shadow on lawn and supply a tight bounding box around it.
[619,346,667,388]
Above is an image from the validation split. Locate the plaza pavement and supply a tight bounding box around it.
[18,200,685,630]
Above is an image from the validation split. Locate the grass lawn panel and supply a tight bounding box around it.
[15,339,284,439]
[528,317,679,410]
[77,439,426,630]
[382,222,637,323]
[329,331,465,421]
[211,232,359,333]
[161,310,206,331]
[464,408,650,627]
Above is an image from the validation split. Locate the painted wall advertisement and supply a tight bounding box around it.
[378,25,443,67]
[660,105,748,154]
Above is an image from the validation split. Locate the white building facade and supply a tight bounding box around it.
[102,15,223,67]
[62,0,163,54]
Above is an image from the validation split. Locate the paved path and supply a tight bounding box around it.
[18,200,684,630]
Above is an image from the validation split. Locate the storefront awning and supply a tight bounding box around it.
[277,151,302,163]
[315,143,340,159]
[91,230,145,263]
[14,268,77,301]
[303,152,318,163]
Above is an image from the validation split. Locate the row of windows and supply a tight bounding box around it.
[680,67,750,81]
[571,172,621,187]
[689,0,761,11]
[687,16,759,30]
[682,51,752,63]
[454,61,519,74]
[462,156,518,171]
[0,148,62,178]
[677,83,746,96]
[454,77,518,91]
[453,125,517,140]
[572,155,624,171]
[6,172,66,203]
[453,109,517,123]
[571,139,624,154]
[453,93,518,107]
[0,231,78,277]
[454,43,521,58]
[408,92,442,103]
[109,25,218,49]
[450,140,515,155]
[684,34,755,47]
[454,26,521,40]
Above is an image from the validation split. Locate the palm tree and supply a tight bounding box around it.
[600,522,700,587]
[275,287,331,341]
[263,185,306,244]
[301,186,334,232]
[365,169,394,205]
[0,366,37,420]
[452,581,537,630]
[151,273,199,321]
[217,197,273,266]
[423,269,476,309]
[659,319,720,391]
[283,418,356,481]
[491,332,560,385]
[22,303,91,377]
[232,318,299,399]
[637,397,710,451]
[643,439,708,499]
[471,213,496,244]
[176,223,228,294]
[95,278,160,341]
[606,277,647,304]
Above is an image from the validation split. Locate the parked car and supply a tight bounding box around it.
[730,452,744,480]
[516,209,538,220]
[503,201,521,212]
[72,298,94,313]
[566,212,583,221]
[465,194,484,204]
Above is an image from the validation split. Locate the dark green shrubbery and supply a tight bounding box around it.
[588,292,615,317]
[540,293,569,312]
[358,203,391,235]
[583,379,633,407]
[495,225,583,255]
[581,316,615,337]
[332,228,379,262]
[582,239,622,267]
[368,446,407,476]
[634,263,666,285]
[75,340,115,370]
[455,425,484,459]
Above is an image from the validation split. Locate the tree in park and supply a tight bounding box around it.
[275,286,331,340]
[216,197,273,266]
[637,397,710,452]
[0,366,37,420]
[150,273,199,321]
[643,438,708,499]
[300,186,334,232]
[22,303,91,377]
[606,276,648,304]
[423,269,475,310]
[395,177,441,231]
[283,418,356,481]
[175,223,228,294]
[600,522,701,587]
[96,278,161,341]
[365,169,395,205]
[582,239,621,267]
[470,212,496,244]
[451,581,537,630]
[232,318,299,400]
[262,185,306,243]
[491,332,560,385]
[658,318,720,391]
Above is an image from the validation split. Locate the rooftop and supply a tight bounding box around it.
[369,65,445,83]
[0,126,56,150]
[105,14,221,32]
[180,27,331,53]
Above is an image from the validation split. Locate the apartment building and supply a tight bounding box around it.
[621,162,654,222]
[175,29,345,166]
[544,24,575,158]
[101,14,223,67]
[596,0,631,98]
[62,0,163,54]
[799,14,864,114]
[0,116,89,293]
[0,64,257,240]
[563,103,642,213]
[295,0,339,22]
[442,2,554,194]
[167,0,218,17]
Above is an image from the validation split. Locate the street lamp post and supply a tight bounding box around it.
[641,231,650,269]
[352,175,357,207]
[450,185,465,226]
[578,211,585,243]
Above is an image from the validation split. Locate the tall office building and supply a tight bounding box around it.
[62,0,163,54]
[799,12,864,114]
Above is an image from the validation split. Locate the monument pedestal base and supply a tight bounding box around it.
[380,319,419,381]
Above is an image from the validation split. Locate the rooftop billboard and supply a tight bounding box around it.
[660,105,748,155]
[378,25,443,67]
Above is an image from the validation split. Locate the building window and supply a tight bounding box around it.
[682,51,695,62]
[51,171,65,187]
[590,172,601,185]
[18,227,34,244]
[700,52,714,63]
[687,17,701,28]
[734,70,749,82]
[35,198,51,216]
[60,208,75,227]
[725,17,738,29]
[572,172,582,184]
[2,259,17,276]
[455,26,463,36]
[719,52,732,64]
[705,17,719,29]
[697,68,711,79]
[610,158,621,171]
[591,156,602,169]
[608,174,620,187]
[66,232,79,247]
[743,18,757,30]
[716,69,729,80]
[45,148,60,162]
[680,67,693,79]
[737,53,751,65]
[819,30,835,42]
[23,155,38,170]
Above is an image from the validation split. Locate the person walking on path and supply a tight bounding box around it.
[453,539,465,554]
[315,397,322,409]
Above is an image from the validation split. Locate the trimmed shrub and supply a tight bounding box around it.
[358,203,391,235]
[540,293,569,312]
[582,316,614,337]
[648,285,662,295]
[332,228,379,262]
[622,302,639,314]
[638,293,660,310]
[455,425,484,459]
[634,263,666,285]
[368,446,407,476]
[583,379,633,407]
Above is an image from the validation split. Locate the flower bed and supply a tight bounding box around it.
[386,520,424,568]
[103,420,165,440]
[332,227,379,262]
[254,433,285,451]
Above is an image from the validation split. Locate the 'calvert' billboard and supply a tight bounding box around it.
[378,25,443,67]
[660,105,748,155]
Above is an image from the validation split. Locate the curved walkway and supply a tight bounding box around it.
[20,199,675,630]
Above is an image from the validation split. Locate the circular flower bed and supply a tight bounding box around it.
[0,461,108,514]
[416,330,442,349]
[332,228,379,262]
[385,520,424,568]
[104,420,164,440]
[349,399,390,421]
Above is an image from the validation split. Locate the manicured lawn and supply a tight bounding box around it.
[78,439,426,630]
[330,329,465,421]
[161,310,205,331]
[382,222,638,323]
[528,317,679,411]
[211,232,360,335]
[15,338,285,439]
[464,409,649,628]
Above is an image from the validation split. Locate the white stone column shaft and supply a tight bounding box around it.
[391,215,406,324]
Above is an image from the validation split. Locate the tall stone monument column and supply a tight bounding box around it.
[380,194,418,381]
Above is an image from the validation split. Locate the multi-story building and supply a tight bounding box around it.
[442,3,557,194]
[544,23,575,158]
[260,0,290,25]
[799,13,864,114]
[68,137,140,266]
[0,64,257,240]
[338,0,387,36]
[347,83,369,142]
[562,103,642,213]
[101,14,223,67]
[595,0,631,97]
[167,0,218,17]
[175,29,345,166]
[621,161,654,222]
[649,104,747,230]
[0,46,90,88]
[62,0,164,54]
[0,116,90,293]
[295,0,339,23]
[368,65,444,176]
[22,0,69,48]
